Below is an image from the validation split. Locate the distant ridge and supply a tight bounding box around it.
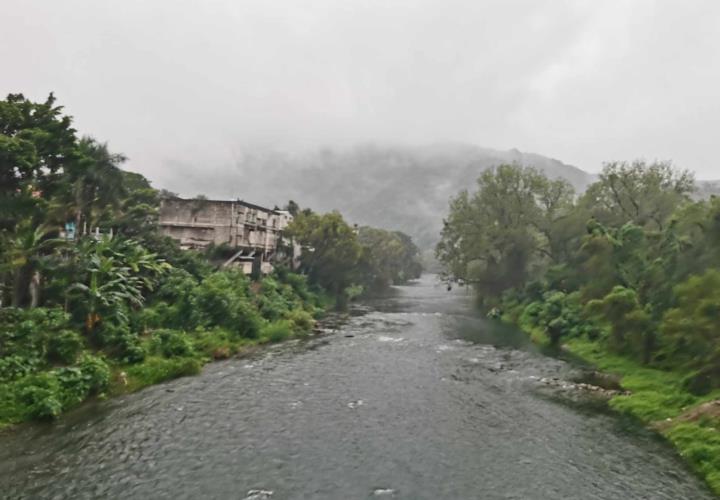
[167,143,593,249]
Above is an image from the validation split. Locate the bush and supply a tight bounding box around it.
[77,353,110,394]
[0,307,71,361]
[0,354,41,383]
[16,373,63,420]
[48,330,85,364]
[149,269,200,329]
[586,286,655,361]
[262,321,292,343]
[193,270,263,338]
[256,277,293,321]
[233,300,263,339]
[96,323,146,364]
[151,329,195,358]
[519,292,594,347]
[274,267,313,302]
[285,309,315,334]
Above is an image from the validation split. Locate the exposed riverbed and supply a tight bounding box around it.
[0,276,713,499]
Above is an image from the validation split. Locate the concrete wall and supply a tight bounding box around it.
[158,199,291,259]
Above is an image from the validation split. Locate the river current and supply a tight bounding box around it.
[0,275,713,499]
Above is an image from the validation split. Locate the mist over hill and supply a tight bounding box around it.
[165,143,594,250]
[695,180,720,199]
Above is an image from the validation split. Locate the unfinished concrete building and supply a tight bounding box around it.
[158,197,293,274]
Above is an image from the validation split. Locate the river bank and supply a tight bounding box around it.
[0,270,331,431]
[0,321,319,432]
[106,310,348,398]
[511,322,720,496]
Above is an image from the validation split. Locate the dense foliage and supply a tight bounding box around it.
[0,93,420,427]
[438,161,720,492]
[285,209,422,301]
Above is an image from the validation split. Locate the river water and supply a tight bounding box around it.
[0,275,713,499]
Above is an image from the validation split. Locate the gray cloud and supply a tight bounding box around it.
[2,0,719,185]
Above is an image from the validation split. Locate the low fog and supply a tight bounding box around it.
[3,0,720,194]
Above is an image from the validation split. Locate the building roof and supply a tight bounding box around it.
[162,196,283,214]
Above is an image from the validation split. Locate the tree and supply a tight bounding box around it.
[54,137,127,236]
[357,227,422,289]
[585,286,654,362]
[436,164,574,303]
[580,161,694,231]
[285,200,300,216]
[284,211,361,299]
[0,93,78,228]
[661,270,720,366]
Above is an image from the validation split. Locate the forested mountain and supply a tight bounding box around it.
[166,144,595,249]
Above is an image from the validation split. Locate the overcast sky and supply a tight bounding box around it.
[2,0,720,183]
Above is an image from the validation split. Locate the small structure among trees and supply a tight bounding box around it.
[158,197,293,275]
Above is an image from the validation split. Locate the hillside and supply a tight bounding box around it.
[166,143,594,249]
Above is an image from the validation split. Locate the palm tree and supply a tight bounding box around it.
[53,137,127,237]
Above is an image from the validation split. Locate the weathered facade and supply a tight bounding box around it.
[158,197,293,274]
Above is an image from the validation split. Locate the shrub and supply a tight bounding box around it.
[518,292,595,347]
[274,267,313,302]
[0,355,41,383]
[96,323,146,364]
[16,373,63,420]
[586,286,655,361]
[0,307,71,361]
[77,353,110,394]
[193,270,263,338]
[48,355,109,409]
[285,309,315,334]
[231,300,263,339]
[149,269,200,329]
[151,329,195,358]
[256,277,293,321]
[262,321,292,343]
[48,330,85,364]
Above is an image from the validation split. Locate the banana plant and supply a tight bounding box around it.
[67,236,170,332]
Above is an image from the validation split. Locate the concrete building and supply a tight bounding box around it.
[158,197,293,274]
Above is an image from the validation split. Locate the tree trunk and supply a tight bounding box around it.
[29,271,41,308]
[12,266,32,308]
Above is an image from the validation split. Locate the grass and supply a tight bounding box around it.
[260,320,293,343]
[112,356,203,394]
[559,337,720,495]
[508,314,720,495]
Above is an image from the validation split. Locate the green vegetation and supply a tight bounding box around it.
[438,161,720,494]
[0,93,421,428]
[285,207,422,304]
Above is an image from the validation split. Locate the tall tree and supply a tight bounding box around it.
[284,211,362,298]
[0,93,78,228]
[580,160,694,230]
[436,164,574,302]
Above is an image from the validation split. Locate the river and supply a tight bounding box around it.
[0,275,713,499]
